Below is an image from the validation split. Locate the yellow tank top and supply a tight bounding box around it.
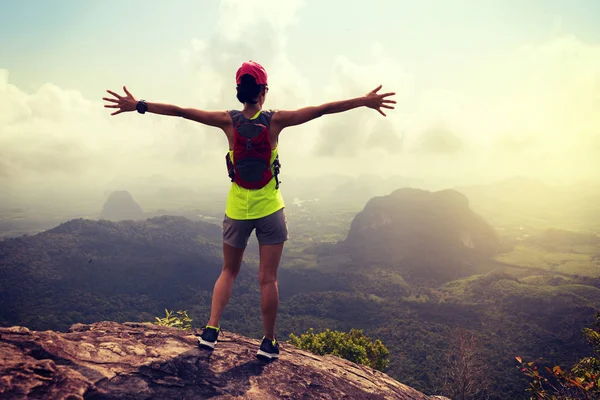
[225,112,285,220]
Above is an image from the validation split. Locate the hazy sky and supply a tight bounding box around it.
[1,0,599,205]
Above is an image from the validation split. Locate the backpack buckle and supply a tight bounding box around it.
[225,153,235,182]
[272,157,281,189]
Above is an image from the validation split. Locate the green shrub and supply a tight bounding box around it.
[288,328,389,371]
[153,309,192,331]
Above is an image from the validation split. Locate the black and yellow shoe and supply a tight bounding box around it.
[198,325,219,350]
[256,337,279,360]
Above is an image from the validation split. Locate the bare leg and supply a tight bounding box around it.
[207,242,245,327]
[258,242,284,340]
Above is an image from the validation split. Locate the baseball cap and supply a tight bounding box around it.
[236,60,268,85]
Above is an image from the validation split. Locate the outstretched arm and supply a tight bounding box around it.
[102,86,230,129]
[271,85,395,131]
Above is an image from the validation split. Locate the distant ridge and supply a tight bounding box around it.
[100,190,144,221]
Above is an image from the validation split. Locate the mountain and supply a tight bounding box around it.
[341,188,500,285]
[100,190,145,221]
[0,216,345,332]
[1,192,599,399]
[0,216,224,330]
[0,321,448,400]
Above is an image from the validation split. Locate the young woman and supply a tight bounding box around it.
[103,60,396,360]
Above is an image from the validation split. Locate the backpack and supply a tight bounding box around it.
[225,110,281,190]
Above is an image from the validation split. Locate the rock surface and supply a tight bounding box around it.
[0,321,449,400]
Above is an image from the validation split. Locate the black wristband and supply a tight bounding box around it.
[136,100,148,114]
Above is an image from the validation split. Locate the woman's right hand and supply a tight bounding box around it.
[102,86,138,116]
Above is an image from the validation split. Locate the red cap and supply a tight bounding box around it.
[236,60,268,85]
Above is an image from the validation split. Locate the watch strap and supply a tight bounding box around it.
[136,100,148,114]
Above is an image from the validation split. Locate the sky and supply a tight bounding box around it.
[1,0,599,209]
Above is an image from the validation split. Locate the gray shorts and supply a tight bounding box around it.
[223,208,289,248]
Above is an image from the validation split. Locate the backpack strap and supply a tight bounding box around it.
[254,110,280,189]
[225,111,243,183]
[228,110,245,127]
[257,111,280,189]
[228,110,274,125]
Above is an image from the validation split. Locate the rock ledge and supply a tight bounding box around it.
[0,321,448,399]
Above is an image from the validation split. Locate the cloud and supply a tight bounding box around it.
[0,158,15,178]
[2,0,600,204]
[217,0,304,41]
[0,0,308,184]
[0,0,315,202]
[366,119,403,154]
[412,124,464,154]
[314,111,370,157]
[313,112,405,158]
[310,51,413,158]
[0,69,31,126]
[176,0,315,166]
[462,35,600,152]
[181,0,310,112]
[3,136,90,174]
[494,132,538,153]
[0,69,229,187]
[0,74,96,177]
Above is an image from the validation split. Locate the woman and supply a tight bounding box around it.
[102,60,396,360]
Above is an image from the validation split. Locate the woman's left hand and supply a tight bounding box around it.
[102,86,137,116]
[364,85,396,116]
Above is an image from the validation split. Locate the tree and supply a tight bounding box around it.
[439,328,491,400]
[288,328,389,371]
[517,314,600,399]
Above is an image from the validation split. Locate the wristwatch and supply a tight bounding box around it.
[136,100,148,114]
